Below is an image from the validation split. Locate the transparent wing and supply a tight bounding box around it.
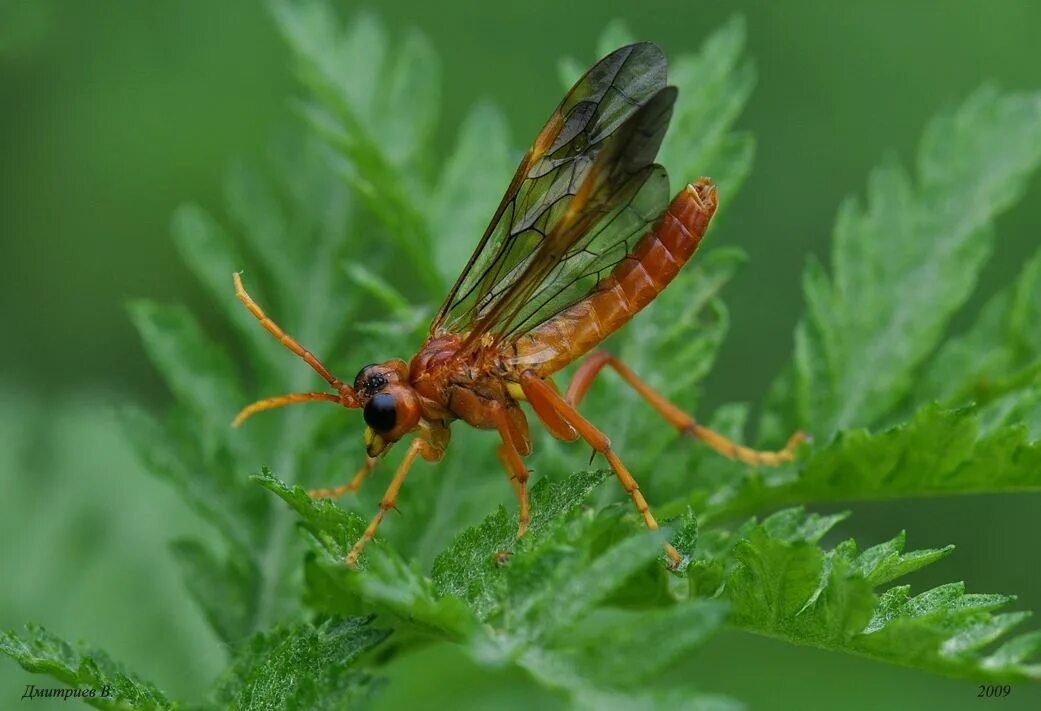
[504,163,670,339]
[431,42,670,340]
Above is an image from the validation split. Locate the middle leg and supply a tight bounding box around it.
[520,370,682,569]
[491,404,532,539]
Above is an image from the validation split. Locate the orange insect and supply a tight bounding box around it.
[232,42,805,568]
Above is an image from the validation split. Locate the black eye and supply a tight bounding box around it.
[354,365,388,396]
[363,393,397,432]
[354,364,377,391]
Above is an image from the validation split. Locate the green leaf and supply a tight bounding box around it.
[518,601,736,711]
[171,204,280,372]
[783,87,1041,438]
[0,625,172,710]
[707,509,1041,682]
[118,405,262,550]
[430,102,513,286]
[505,528,666,648]
[261,466,735,705]
[256,469,477,641]
[212,617,389,710]
[377,29,439,167]
[127,301,244,447]
[548,602,728,690]
[169,539,259,648]
[274,0,439,294]
[253,469,367,562]
[431,469,609,618]
[660,16,756,210]
[126,106,367,655]
[921,247,1041,407]
[698,399,1041,522]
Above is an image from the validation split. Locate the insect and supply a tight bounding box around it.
[232,42,805,568]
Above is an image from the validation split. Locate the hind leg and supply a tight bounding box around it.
[567,351,807,465]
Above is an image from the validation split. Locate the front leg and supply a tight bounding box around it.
[309,456,379,500]
[346,424,447,568]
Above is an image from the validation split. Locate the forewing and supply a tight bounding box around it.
[469,88,676,343]
[505,163,670,339]
[431,42,668,336]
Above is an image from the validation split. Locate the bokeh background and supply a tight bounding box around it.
[2,1,1040,708]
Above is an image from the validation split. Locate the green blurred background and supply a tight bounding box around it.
[2,1,1039,708]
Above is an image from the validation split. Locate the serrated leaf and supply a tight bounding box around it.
[118,405,262,549]
[169,539,260,648]
[782,87,1041,438]
[699,399,1041,522]
[552,601,727,689]
[921,247,1041,407]
[171,204,281,371]
[307,548,480,641]
[36,3,1040,707]
[223,164,297,287]
[846,531,954,587]
[710,509,1041,682]
[520,600,737,711]
[660,16,756,208]
[378,29,439,167]
[253,469,367,561]
[213,617,388,710]
[127,301,244,446]
[511,529,665,646]
[431,469,609,619]
[430,102,513,285]
[0,625,172,710]
[274,0,439,295]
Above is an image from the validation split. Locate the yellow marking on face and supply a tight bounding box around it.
[364,427,388,457]
[507,382,527,401]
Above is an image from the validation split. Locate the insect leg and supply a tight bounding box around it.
[491,405,531,538]
[233,273,351,396]
[568,352,807,465]
[309,456,379,500]
[520,371,682,569]
[519,377,578,442]
[346,438,441,568]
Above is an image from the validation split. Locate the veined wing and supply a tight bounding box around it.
[470,91,675,345]
[502,161,670,340]
[430,42,671,342]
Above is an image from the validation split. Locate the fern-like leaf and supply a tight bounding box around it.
[771,87,1041,440]
[694,509,1041,682]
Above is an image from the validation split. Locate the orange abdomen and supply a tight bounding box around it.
[509,178,718,376]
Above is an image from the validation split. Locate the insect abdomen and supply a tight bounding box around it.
[511,179,718,376]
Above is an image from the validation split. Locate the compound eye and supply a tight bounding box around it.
[363,393,397,433]
[354,364,377,391]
